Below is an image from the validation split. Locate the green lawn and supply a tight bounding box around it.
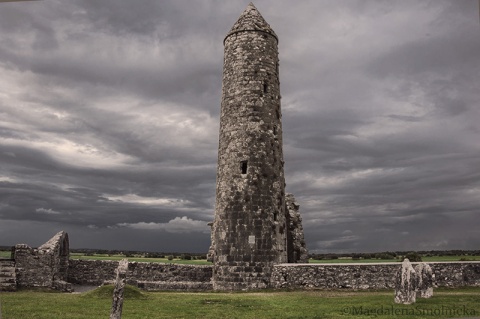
[422,255,480,262]
[309,258,399,263]
[69,253,212,265]
[4,250,480,265]
[0,251,11,259]
[3,250,479,265]
[1,286,479,319]
[0,251,212,265]
[309,256,480,264]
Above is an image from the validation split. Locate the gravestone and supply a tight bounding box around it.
[110,259,129,319]
[415,262,433,298]
[394,258,417,304]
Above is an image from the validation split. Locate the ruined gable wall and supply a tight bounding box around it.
[38,231,69,282]
[13,231,70,290]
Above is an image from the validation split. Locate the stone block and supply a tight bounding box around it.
[415,263,433,298]
[394,259,417,304]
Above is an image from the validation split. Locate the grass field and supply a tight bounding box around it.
[309,256,480,264]
[69,253,212,265]
[1,286,479,319]
[2,250,480,264]
[0,251,11,259]
[3,250,480,265]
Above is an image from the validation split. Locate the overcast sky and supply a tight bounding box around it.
[0,0,479,254]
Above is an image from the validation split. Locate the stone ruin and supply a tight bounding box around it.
[394,258,417,304]
[3,3,308,294]
[285,194,308,263]
[4,3,480,297]
[395,259,435,304]
[2,230,480,294]
[13,231,72,292]
[207,193,308,265]
[210,2,308,291]
[110,259,129,319]
[415,262,434,298]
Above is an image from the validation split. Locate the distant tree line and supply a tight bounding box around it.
[308,250,480,262]
[2,246,479,261]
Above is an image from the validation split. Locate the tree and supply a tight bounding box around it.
[404,252,422,262]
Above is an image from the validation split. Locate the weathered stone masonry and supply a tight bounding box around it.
[2,231,479,291]
[211,2,308,292]
[270,262,480,289]
[13,231,71,291]
[57,259,480,291]
[68,259,213,291]
[0,259,16,291]
[1,4,479,295]
[285,194,308,264]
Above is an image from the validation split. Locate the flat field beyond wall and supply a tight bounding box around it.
[1,286,479,319]
[2,251,478,264]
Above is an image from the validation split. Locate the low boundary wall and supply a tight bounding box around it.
[271,262,480,289]
[65,260,480,291]
[68,260,213,291]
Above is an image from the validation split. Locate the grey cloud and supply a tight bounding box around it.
[0,0,479,253]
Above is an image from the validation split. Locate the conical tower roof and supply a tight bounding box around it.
[225,2,278,43]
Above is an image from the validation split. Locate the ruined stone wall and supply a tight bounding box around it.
[432,262,480,287]
[13,231,71,291]
[271,262,480,289]
[212,2,287,291]
[285,194,308,263]
[0,259,16,291]
[67,260,118,285]
[14,244,56,288]
[68,260,213,291]
[66,260,480,291]
[38,231,69,282]
[128,261,212,283]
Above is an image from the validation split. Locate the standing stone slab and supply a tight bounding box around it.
[415,263,433,298]
[110,259,129,319]
[394,259,417,304]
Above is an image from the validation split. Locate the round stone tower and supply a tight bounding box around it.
[212,3,287,290]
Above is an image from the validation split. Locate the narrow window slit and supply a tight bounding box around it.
[241,160,248,174]
[263,82,268,93]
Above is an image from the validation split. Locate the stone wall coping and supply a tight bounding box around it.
[127,261,212,268]
[276,261,480,266]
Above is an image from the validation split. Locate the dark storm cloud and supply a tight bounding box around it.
[278,0,480,252]
[0,0,479,253]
